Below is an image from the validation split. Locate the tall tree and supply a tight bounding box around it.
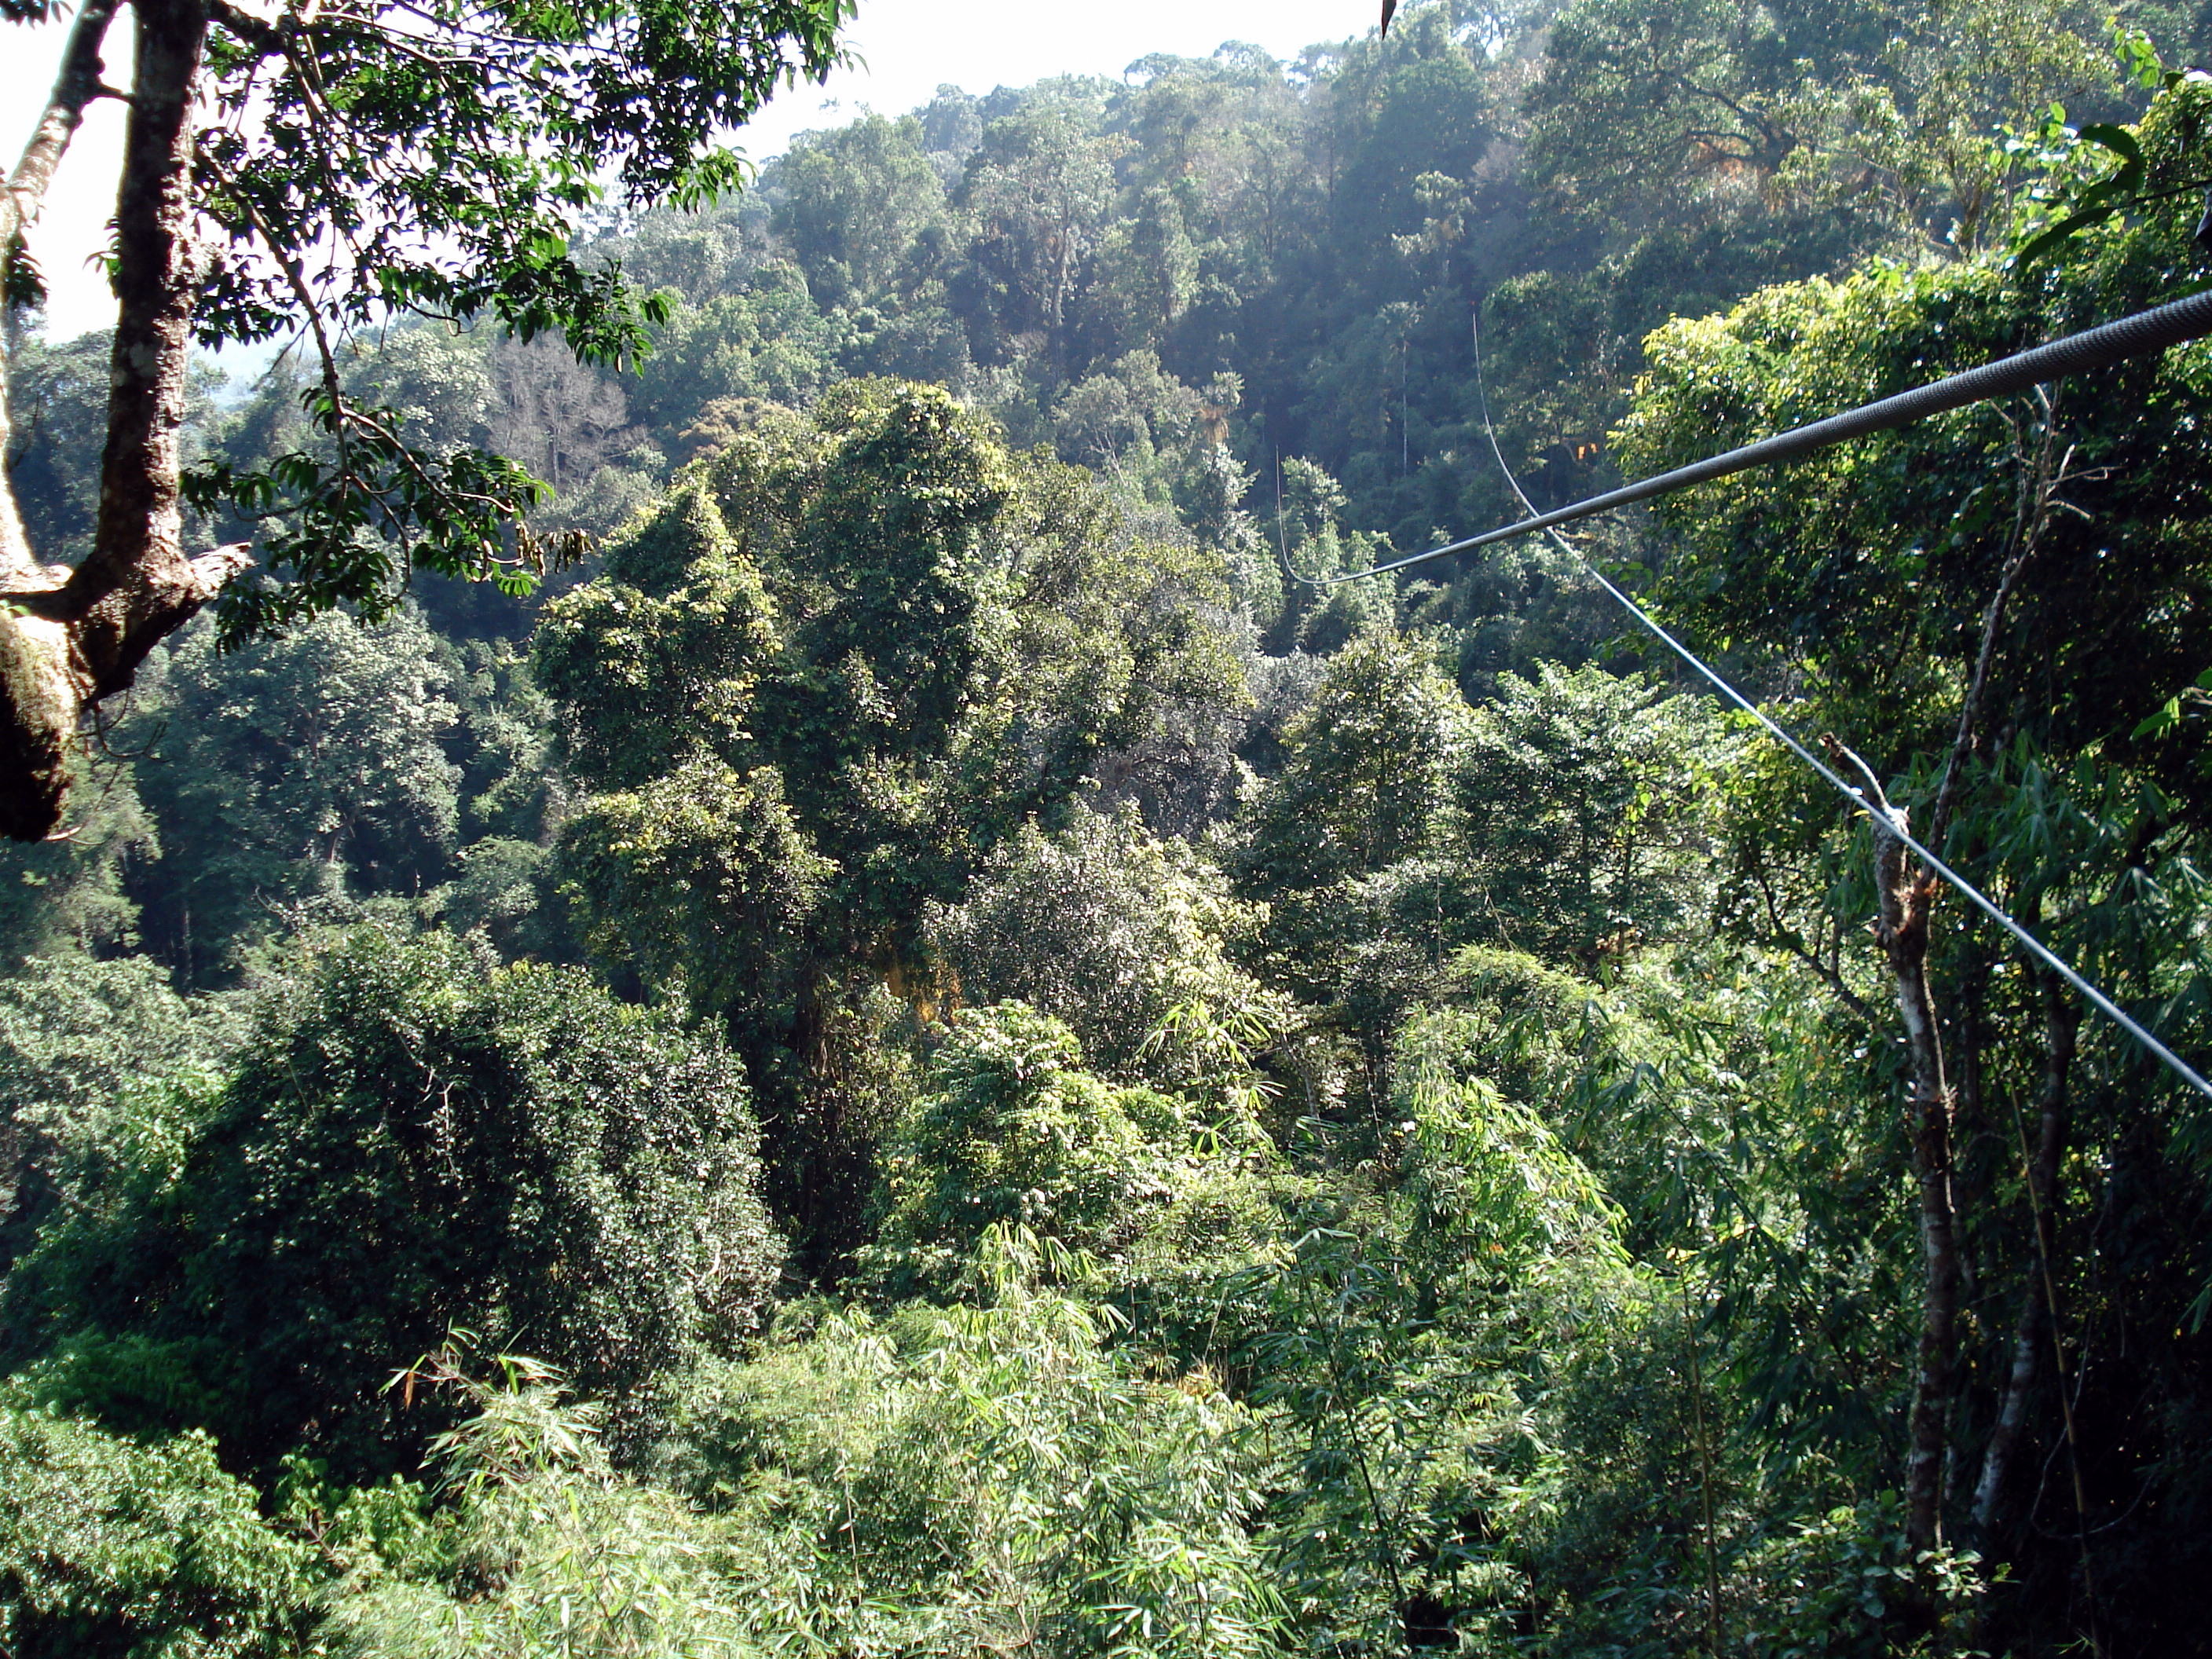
[0,0,848,840]
[537,383,1245,1263]
[772,113,950,310]
[1616,71,2212,1624]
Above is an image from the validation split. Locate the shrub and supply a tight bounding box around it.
[0,955,233,1273]
[656,1231,1282,1659]
[862,1003,1279,1298]
[4,928,782,1477]
[0,1406,307,1659]
[928,804,1281,1086]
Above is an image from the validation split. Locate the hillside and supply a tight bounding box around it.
[3,0,2212,1650]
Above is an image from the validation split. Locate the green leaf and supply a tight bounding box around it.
[2075,123,2142,167]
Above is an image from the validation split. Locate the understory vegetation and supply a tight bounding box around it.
[5,0,2212,1651]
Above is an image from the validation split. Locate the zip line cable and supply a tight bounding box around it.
[1290,291,2212,1103]
[1299,283,2212,588]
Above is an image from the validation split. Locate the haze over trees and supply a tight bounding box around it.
[2,0,2212,1652]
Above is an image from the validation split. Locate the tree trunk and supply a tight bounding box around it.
[1870,811,1960,1565]
[0,0,247,842]
[0,0,119,839]
[1971,966,2078,1539]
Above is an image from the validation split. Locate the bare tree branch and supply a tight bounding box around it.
[2,0,123,251]
[1749,855,1881,1025]
[2,0,123,583]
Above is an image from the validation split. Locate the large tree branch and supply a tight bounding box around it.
[2,0,122,252]
[203,0,280,50]
[2,0,123,584]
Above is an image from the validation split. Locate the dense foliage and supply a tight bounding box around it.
[1,931,782,1479]
[2,0,2211,1652]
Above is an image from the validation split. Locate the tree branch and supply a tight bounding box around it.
[2,0,122,251]
[205,0,283,52]
[1751,857,1881,1025]
[1928,388,2067,854]
[2,0,123,584]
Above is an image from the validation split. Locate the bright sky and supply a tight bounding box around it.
[2,0,1371,343]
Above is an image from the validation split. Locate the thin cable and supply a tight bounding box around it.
[1461,312,2212,1105]
[1298,282,2212,589]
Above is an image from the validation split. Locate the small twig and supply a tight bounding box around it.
[1748,855,1881,1024]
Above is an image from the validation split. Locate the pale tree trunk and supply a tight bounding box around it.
[1872,811,1961,1565]
[1860,395,2068,1573]
[1971,963,2079,1536]
[0,0,247,841]
[1818,734,1962,1573]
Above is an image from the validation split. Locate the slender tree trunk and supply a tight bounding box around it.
[1870,811,1960,1563]
[1871,396,2061,1569]
[1950,963,1988,1306]
[0,0,247,841]
[1972,966,2078,1536]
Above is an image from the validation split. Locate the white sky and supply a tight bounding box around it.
[2,0,1372,343]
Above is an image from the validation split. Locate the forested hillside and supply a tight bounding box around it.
[4,0,2212,1650]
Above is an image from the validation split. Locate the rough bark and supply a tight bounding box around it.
[1870,397,2058,1567]
[0,0,250,841]
[1971,968,2079,1538]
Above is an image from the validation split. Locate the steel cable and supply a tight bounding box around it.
[1302,282,2212,587]
[1303,288,2212,1101]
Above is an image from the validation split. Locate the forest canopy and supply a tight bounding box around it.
[2,0,2212,1653]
